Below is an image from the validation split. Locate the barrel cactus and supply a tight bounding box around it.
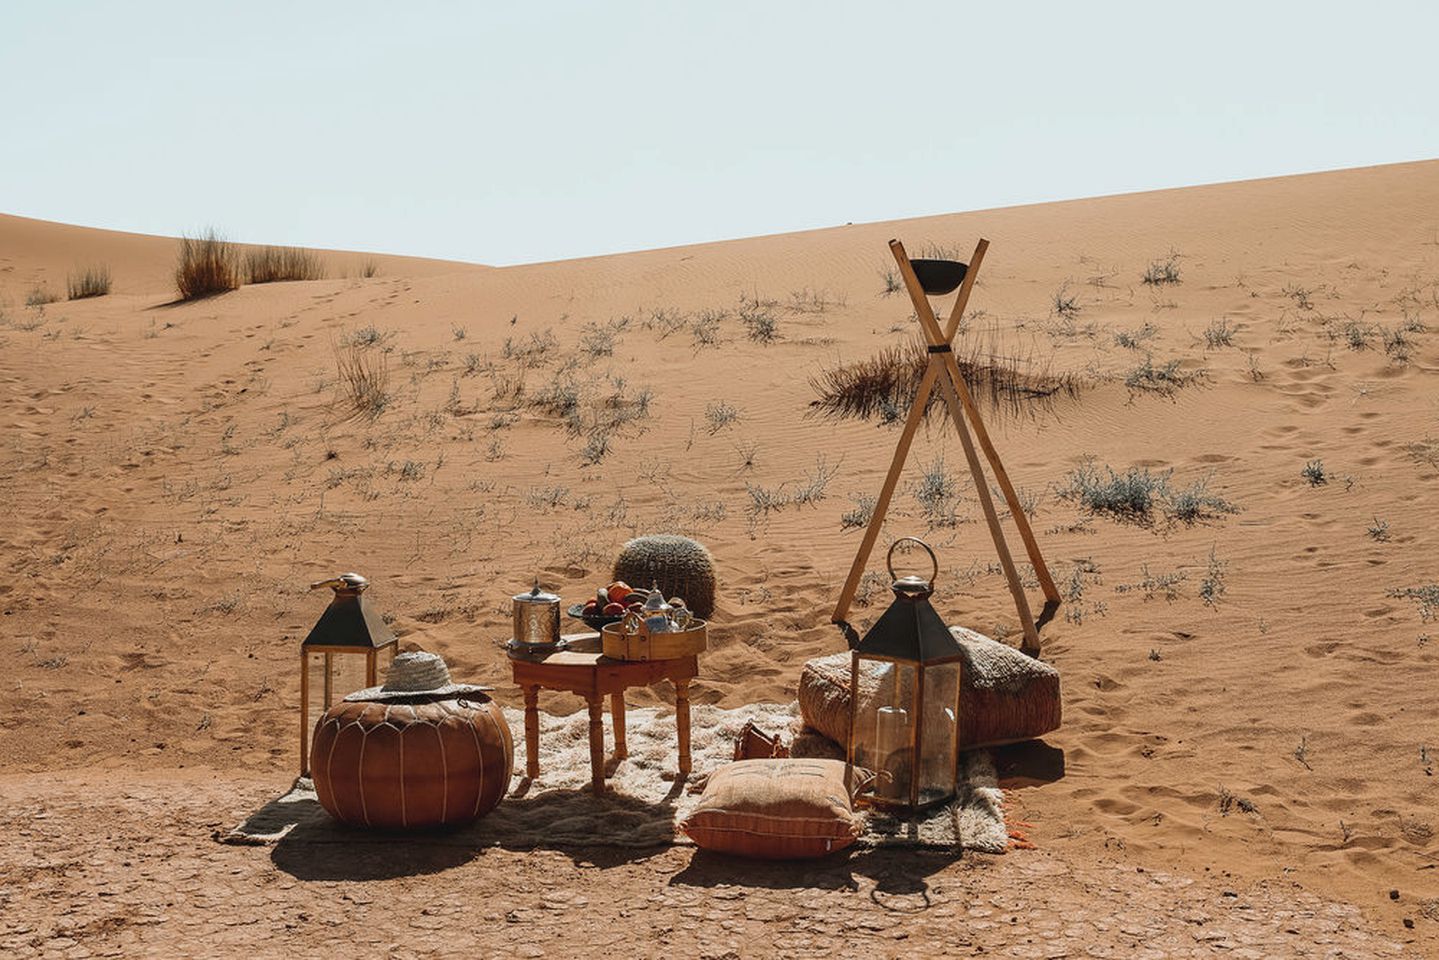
[613,534,717,619]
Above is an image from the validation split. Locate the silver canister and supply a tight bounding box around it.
[512,581,561,647]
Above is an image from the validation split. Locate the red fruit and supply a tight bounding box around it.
[582,599,599,613]
[607,581,632,600]
[602,602,626,617]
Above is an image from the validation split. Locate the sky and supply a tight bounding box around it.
[3,2,1436,266]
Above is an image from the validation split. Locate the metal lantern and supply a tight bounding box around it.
[299,572,398,776]
[845,538,963,816]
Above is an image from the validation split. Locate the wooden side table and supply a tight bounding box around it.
[506,633,698,795]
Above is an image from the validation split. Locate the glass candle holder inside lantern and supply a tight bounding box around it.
[846,538,963,816]
[300,573,398,776]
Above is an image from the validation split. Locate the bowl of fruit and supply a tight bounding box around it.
[568,580,648,631]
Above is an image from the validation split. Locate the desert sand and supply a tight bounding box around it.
[2,159,1437,956]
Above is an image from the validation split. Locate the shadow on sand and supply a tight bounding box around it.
[228,779,686,881]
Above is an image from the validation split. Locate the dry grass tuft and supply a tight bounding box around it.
[335,343,390,419]
[244,245,325,284]
[26,286,60,307]
[67,264,112,300]
[1142,252,1182,286]
[175,230,241,300]
[808,335,1083,424]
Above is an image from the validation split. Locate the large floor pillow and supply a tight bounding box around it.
[798,626,1060,751]
[679,759,861,859]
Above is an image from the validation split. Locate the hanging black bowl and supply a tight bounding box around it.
[910,259,967,296]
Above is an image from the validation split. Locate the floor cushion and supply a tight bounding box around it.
[679,759,861,859]
[798,626,1061,751]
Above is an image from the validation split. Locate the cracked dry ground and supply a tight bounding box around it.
[1,773,1425,959]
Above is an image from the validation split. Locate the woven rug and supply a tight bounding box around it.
[222,702,1007,853]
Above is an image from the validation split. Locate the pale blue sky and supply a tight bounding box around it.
[3,2,1435,266]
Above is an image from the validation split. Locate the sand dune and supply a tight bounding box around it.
[3,159,1438,952]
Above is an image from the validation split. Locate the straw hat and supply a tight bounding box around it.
[344,651,491,702]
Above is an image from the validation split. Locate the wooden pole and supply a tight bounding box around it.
[299,650,310,777]
[831,358,942,626]
[892,240,1041,655]
[940,239,1060,607]
[941,238,987,342]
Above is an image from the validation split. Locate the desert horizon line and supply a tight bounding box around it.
[6,155,1435,271]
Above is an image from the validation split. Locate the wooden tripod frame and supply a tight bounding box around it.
[831,238,1061,657]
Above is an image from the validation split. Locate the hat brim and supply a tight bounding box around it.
[343,682,493,703]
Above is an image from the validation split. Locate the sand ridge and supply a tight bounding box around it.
[3,159,1438,953]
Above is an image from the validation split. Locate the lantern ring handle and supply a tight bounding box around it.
[886,537,938,587]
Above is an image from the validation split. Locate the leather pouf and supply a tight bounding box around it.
[311,696,513,829]
[798,626,1061,751]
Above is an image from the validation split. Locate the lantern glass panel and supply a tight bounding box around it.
[303,651,326,741]
[851,658,918,806]
[304,650,374,735]
[917,661,962,807]
[332,650,370,702]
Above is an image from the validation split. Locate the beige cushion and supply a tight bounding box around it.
[679,759,861,859]
[798,626,1062,751]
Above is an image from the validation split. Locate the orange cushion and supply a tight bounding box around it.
[680,759,861,859]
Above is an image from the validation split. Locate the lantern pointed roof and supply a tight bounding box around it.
[853,580,964,663]
[303,574,397,650]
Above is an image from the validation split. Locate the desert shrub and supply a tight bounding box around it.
[809,337,1083,424]
[335,343,390,419]
[704,400,740,434]
[1389,583,1439,621]
[1382,326,1412,363]
[1113,322,1157,350]
[1141,253,1182,286]
[1051,283,1080,319]
[917,241,965,260]
[580,431,610,466]
[1203,317,1236,349]
[914,454,963,525]
[26,286,59,306]
[1060,462,1165,520]
[691,310,724,348]
[67,265,112,300]
[244,245,325,283]
[1282,284,1314,310]
[1199,547,1228,608]
[1338,318,1373,351]
[175,230,241,300]
[530,380,580,422]
[840,494,876,530]
[1166,475,1240,523]
[1301,459,1328,486]
[1059,462,1237,526]
[791,455,839,507]
[502,329,557,367]
[739,302,779,344]
[1124,355,1200,397]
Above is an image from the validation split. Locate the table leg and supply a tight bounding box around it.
[523,685,540,779]
[587,695,606,795]
[675,678,692,776]
[610,693,627,760]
